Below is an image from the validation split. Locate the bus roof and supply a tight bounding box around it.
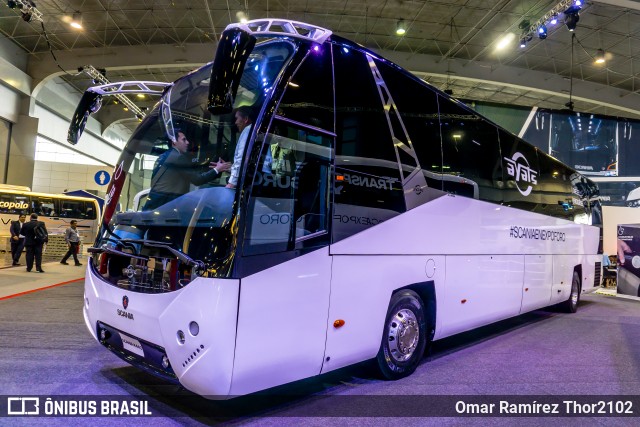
[0,189,100,203]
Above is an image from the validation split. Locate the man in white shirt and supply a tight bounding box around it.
[226,106,254,189]
[60,220,82,266]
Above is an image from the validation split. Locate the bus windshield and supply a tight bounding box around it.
[97,39,294,272]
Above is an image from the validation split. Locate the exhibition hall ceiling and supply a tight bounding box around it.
[2,0,640,120]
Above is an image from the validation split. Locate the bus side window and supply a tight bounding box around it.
[498,130,541,211]
[60,199,84,218]
[437,95,502,202]
[243,120,332,256]
[31,196,57,217]
[332,47,405,243]
[275,43,334,133]
[84,202,96,219]
[374,59,443,192]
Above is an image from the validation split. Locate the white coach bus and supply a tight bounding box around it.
[0,187,100,243]
[68,19,603,399]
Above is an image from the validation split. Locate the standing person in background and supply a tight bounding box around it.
[60,220,82,266]
[10,213,26,266]
[20,213,48,273]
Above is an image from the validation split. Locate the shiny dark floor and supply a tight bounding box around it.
[1,283,639,426]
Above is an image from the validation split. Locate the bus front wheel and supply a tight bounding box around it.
[376,289,427,380]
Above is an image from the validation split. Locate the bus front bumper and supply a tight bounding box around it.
[82,268,240,398]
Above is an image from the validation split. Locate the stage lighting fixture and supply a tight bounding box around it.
[520,38,526,48]
[550,14,558,25]
[595,49,605,64]
[7,1,17,8]
[538,25,547,39]
[564,8,580,32]
[21,10,32,21]
[70,12,82,29]
[396,19,406,36]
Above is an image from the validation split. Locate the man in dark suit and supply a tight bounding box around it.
[143,129,230,210]
[10,213,26,266]
[20,213,48,273]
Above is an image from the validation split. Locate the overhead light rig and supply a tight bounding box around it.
[519,0,582,47]
[5,0,43,23]
[80,65,147,120]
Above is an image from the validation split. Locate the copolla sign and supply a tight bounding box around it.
[0,201,29,210]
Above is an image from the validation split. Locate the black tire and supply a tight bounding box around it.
[375,290,427,380]
[561,271,581,313]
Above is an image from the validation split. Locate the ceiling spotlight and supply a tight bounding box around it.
[236,11,248,24]
[574,0,583,6]
[595,49,606,64]
[564,6,580,31]
[538,25,547,40]
[520,38,526,48]
[550,14,558,25]
[70,12,82,29]
[496,33,515,50]
[396,19,406,36]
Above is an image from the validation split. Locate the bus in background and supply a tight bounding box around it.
[0,188,100,243]
[68,19,602,399]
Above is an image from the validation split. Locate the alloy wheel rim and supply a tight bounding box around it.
[386,308,419,362]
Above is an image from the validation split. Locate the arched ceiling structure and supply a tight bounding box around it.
[2,0,640,132]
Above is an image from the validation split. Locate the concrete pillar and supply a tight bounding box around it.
[6,114,39,187]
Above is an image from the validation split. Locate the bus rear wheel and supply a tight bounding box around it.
[561,271,581,313]
[376,290,427,380]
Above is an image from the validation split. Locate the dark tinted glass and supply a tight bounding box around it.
[276,45,334,132]
[536,152,574,220]
[522,109,552,152]
[438,95,502,201]
[31,196,58,217]
[332,47,405,242]
[374,60,443,191]
[499,129,540,210]
[244,119,332,255]
[60,199,86,218]
[83,201,97,219]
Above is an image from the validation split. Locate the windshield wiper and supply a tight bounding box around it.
[119,238,206,271]
[88,245,147,261]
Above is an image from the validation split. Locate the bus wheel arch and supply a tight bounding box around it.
[562,267,582,313]
[405,281,436,345]
[375,288,428,380]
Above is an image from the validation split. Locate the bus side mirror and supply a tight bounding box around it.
[207,28,256,115]
[68,90,102,145]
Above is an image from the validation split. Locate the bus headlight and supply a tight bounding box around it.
[189,321,199,336]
